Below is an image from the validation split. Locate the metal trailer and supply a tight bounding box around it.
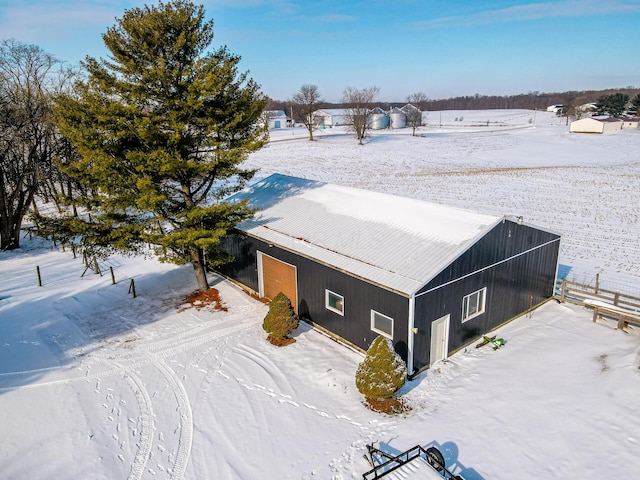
[363,444,465,480]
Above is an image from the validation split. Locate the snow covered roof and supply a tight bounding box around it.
[314,109,349,116]
[263,110,287,117]
[230,174,501,296]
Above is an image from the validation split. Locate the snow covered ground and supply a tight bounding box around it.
[260,110,640,294]
[1,110,639,479]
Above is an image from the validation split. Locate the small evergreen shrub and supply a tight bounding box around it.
[355,336,407,400]
[263,292,298,344]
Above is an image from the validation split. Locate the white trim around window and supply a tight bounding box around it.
[462,287,487,323]
[325,289,344,315]
[371,310,394,339]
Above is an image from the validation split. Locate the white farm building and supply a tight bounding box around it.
[263,110,289,130]
[569,117,623,134]
[313,109,350,127]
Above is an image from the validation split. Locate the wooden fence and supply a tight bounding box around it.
[554,278,640,312]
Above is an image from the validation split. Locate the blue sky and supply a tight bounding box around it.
[1,0,639,102]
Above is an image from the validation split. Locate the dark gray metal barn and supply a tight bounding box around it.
[217,174,561,376]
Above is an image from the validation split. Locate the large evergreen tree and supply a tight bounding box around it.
[49,0,267,291]
[629,94,640,116]
[594,93,629,117]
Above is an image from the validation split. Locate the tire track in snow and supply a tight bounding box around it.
[0,367,114,391]
[231,343,296,397]
[153,358,193,480]
[97,359,155,480]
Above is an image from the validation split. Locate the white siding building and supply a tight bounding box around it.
[313,109,350,127]
[569,117,623,133]
[263,110,288,130]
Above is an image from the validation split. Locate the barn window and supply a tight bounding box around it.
[325,290,344,315]
[462,287,487,322]
[371,310,393,339]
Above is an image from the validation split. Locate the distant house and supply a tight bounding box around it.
[577,103,597,114]
[547,104,564,114]
[217,174,561,376]
[263,110,288,130]
[312,109,350,127]
[570,117,623,133]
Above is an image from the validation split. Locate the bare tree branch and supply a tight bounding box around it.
[342,86,379,145]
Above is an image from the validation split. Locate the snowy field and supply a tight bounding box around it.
[1,110,640,479]
[259,110,640,294]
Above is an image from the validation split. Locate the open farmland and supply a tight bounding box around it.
[246,111,640,294]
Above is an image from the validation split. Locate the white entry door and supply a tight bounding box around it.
[430,314,450,365]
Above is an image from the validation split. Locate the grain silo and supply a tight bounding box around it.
[389,107,407,129]
[368,107,389,130]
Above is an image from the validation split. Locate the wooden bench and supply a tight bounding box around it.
[584,299,640,330]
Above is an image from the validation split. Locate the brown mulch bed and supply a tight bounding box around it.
[364,396,411,415]
[266,334,296,347]
[179,287,228,312]
[244,289,271,305]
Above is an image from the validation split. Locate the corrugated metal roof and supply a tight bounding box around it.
[314,109,349,116]
[230,174,501,296]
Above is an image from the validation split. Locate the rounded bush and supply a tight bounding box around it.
[355,336,407,399]
[262,292,298,339]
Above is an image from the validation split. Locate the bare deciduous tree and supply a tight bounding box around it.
[405,91,429,135]
[0,39,72,250]
[342,86,379,145]
[291,84,322,141]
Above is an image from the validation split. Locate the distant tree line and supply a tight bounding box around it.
[271,83,640,144]
[267,87,640,116]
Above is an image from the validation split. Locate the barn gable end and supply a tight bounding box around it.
[411,220,560,372]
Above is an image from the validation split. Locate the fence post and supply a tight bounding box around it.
[561,279,566,302]
[595,273,599,295]
[93,257,102,276]
[110,266,116,285]
[614,292,619,306]
[36,266,42,287]
[128,279,137,298]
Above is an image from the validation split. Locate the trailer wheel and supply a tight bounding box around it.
[425,447,445,472]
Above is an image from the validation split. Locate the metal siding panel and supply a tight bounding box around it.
[218,236,410,360]
[412,221,560,372]
[217,236,259,292]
